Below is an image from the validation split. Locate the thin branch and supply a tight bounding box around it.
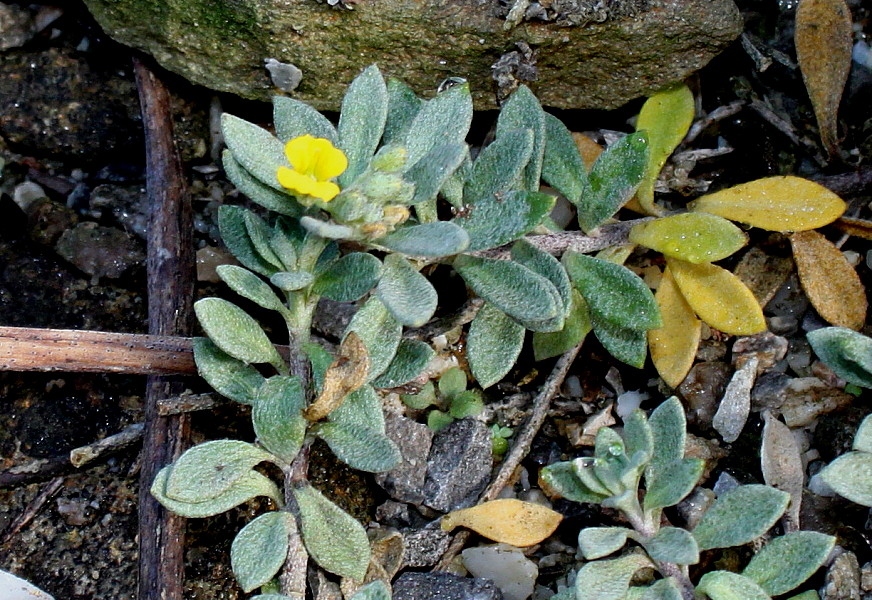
[70,423,145,468]
[404,298,485,341]
[0,477,64,551]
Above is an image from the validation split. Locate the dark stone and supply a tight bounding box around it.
[393,572,503,600]
[423,418,492,512]
[375,414,434,505]
[677,361,731,430]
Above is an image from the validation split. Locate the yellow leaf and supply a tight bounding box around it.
[304,331,370,421]
[628,212,747,263]
[795,0,853,158]
[635,83,695,215]
[572,132,603,170]
[649,268,702,388]
[688,176,846,232]
[790,230,867,330]
[441,499,563,547]
[667,258,767,336]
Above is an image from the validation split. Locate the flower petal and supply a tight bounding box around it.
[312,140,348,181]
[309,180,340,202]
[285,135,315,174]
[277,166,317,195]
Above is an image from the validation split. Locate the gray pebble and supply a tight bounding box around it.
[393,572,504,600]
[423,419,492,512]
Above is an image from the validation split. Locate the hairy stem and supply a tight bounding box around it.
[280,443,312,599]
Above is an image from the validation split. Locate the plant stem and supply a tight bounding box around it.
[280,442,312,599]
[625,505,696,600]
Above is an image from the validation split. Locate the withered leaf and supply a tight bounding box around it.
[761,411,804,532]
[791,230,867,330]
[795,0,854,158]
[441,499,563,547]
[649,267,702,389]
[305,332,370,421]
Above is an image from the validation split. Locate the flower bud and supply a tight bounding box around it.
[370,145,408,173]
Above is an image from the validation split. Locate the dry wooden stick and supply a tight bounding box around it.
[0,477,64,551]
[134,55,195,600]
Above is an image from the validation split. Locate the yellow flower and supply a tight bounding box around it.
[277,135,348,202]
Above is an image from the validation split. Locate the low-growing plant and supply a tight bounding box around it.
[541,397,835,600]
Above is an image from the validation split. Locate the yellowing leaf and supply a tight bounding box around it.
[629,212,747,263]
[441,499,563,547]
[791,230,867,330]
[305,332,370,421]
[795,0,853,158]
[572,132,603,170]
[649,268,702,388]
[635,83,695,215]
[667,258,767,336]
[688,176,846,232]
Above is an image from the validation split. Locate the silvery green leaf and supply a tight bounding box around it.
[696,571,772,600]
[244,210,284,269]
[376,254,437,327]
[378,221,470,257]
[540,461,607,504]
[253,376,306,463]
[269,217,305,270]
[222,151,300,217]
[467,302,525,388]
[623,409,654,463]
[463,128,533,206]
[573,457,613,497]
[438,367,467,400]
[349,580,391,600]
[591,315,648,368]
[338,65,388,185]
[448,390,484,419]
[293,484,370,580]
[574,553,652,600]
[273,95,337,143]
[496,85,546,190]
[624,578,684,600]
[384,78,422,145]
[563,251,661,330]
[806,327,872,389]
[742,531,835,596]
[217,265,288,313]
[454,255,561,323]
[222,114,287,191]
[819,451,872,506]
[299,216,355,241]
[453,189,555,253]
[164,440,275,502]
[550,589,575,600]
[151,465,281,518]
[577,132,648,233]
[345,296,402,381]
[193,337,264,405]
[219,206,280,277]
[578,527,631,559]
[785,592,821,600]
[305,341,333,394]
[312,252,382,302]
[647,397,686,483]
[853,414,872,453]
[251,595,294,600]
[371,339,434,388]
[511,239,572,316]
[270,271,314,292]
[643,458,704,512]
[315,421,401,473]
[404,142,467,205]
[401,380,437,410]
[328,384,385,434]
[593,458,627,496]
[594,427,626,459]
[692,485,789,550]
[231,511,295,592]
[404,83,473,168]
[532,290,591,360]
[542,113,588,203]
[644,526,699,565]
[195,298,283,367]
[314,241,341,274]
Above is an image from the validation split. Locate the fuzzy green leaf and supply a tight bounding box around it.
[807,327,872,389]
[511,239,572,315]
[578,132,648,232]
[222,114,287,191]
[542,113,588,203]
[697,571,772,600]
[645,526,699,565]
[574,553,652,600]
[578,527,631,559]
[299,216,355,241]
[244,210,284,269]
[532,290,592,360]
[270,271,314,292]
[647,397,687,482]
[404,83,473,169]
[854,414,872,453]
[270,218,305,270]
[448,390,484,419]
[628,213,748,264]
[315,422,401,473]
[625,578,684,600]
[217,265,287,313]
[376,254,438,327]
[384,78,422,145]
[164,440,275,503]
[294,484,371,580]
[497,85,546,190]
[644,458,705,512]
[253,376,307,463]
[328,384,386,434]
[742,531,835,596]
[454,255,561,324]
[193,337,265,405]
[465,128,533,202]
[563,251,661,330]
[219,206,281,277]
[338,65,388,185]
[592,315,648,368]
[312,252,382,302]
[467,302,526,388]
[349,581,391,600]
[401,380,437,410]
[454,189,556,253]
[222,151,300,217]
[439,367,468,400]
[231,512,295,592]
[378,221,470,257]
[195,298,282,367]
[151,466,281,518]
[372,339,434,388]
[405,142,468,205]
[623,409,654,463]
[539,461,607,504]
[692,485,789,550]
[345,297,402,381]
[819,451,872,506]
[273,96,337,143]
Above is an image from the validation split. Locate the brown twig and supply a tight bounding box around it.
[404,298,486,341]
[434,340,584,569]
[0,477,64,551]
[134,55,195,600]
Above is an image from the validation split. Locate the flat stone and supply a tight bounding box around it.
[462,544,537,600]
[375,414,434,505]
[81,0,742,109]
[712,355,758,443]
[55,223,144,280]
[393,572,504,600]
[822,551,861,600]
[752,374,854,428]
[401,527,452,568]
[423,418,492,512]
[678,361,731,430]
[0,3,35,51]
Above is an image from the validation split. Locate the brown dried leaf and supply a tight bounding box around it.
[833,216,872,241]
[795,0,853,158]
[304,331,370,421]
[761,411,804,532]
[790,230,867,330]
[441,499,563,547]
[734,247,795,308]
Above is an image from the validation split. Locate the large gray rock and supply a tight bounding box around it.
[81,0,742,110]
